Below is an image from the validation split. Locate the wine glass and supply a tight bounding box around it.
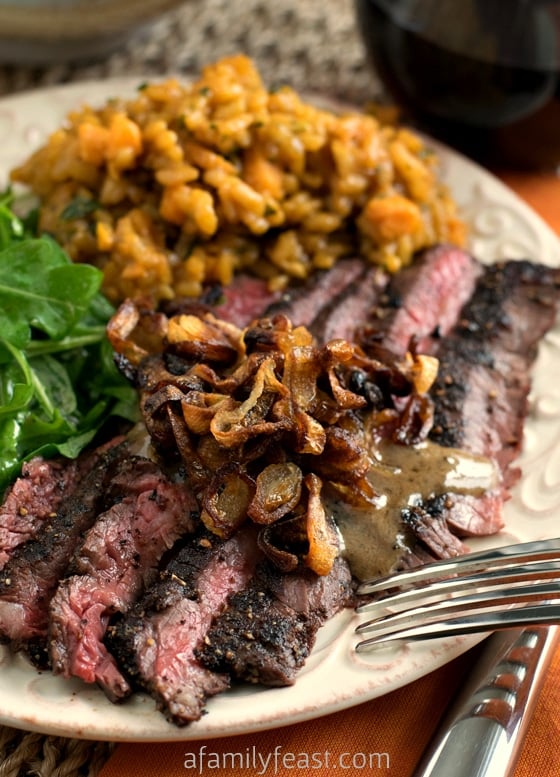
[354,0,560,169]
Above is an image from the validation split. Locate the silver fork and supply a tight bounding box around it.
[355,537,560,651]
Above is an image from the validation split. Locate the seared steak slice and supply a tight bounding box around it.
[164,261,378,337]
[163,275,282,327]
[396,259,560,556]
[430,260,560,485]
[207,275,282,328]
[106,528,259,724]
[0,457,79,570]
[0,440,126,646]
[49,457,198,701]
[265,259,367,329]
[402,501,470,557]
[198,557,353,686]
[396,482,505,564]
[396,258,560,554]
[359,245,482,356]
[162,275,282,329]
[308,265,387,344]
[429,492,505,538]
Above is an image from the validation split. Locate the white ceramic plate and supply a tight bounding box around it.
[0,79,559,742]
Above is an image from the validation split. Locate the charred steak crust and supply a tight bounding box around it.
[198,556,354,687]
[402,259,560,551]
[198,584,311,686]
[105,528,260,725]
[429,261,560,478]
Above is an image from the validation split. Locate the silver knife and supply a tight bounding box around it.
[412,625,560,777]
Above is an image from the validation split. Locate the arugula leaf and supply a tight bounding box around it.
[0,237,102,349]
[0,381,34,417]
[0,193,139,496]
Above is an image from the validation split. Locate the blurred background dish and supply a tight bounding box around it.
[354,0,560,170]
[0,0,187,65]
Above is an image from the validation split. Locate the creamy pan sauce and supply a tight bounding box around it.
[331,441,499,581]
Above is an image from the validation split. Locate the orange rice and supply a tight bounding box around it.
[11,54,466,306]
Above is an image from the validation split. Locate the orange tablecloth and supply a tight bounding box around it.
[99,172,560,777]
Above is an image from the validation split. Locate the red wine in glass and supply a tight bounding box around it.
[355,0,560,169]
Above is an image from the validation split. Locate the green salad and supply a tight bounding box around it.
[0,190,138,495]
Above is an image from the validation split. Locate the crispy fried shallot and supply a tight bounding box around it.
[303,473,339,576]
[248,462,303,525]
[108,301,439,574]
[201,463,255,538]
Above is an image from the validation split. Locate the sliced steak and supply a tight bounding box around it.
[162,275,282,329]
[399,493,504,565]
[164,261,379,338]
[198,556,353,686]
[430,492,506,538]
[0,440,127,646]
[265,259,368,329]
[359,244,482,356]
[0,457,79,570]
[398,258,560,550]
[106,527,259,724]
[402,501,470,556]
[353,256,560,564]
[430,260,560,485]
[48,457,198,701]
[0,440,120,574]
[208,275,282,328]
[308,265,387,344]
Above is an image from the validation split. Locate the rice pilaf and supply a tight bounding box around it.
[11,55,466,305]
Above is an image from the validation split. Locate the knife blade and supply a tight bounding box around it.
[412,625,560,777]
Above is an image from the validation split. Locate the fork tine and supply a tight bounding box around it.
[356,580,560,636]
[356,560,560,615]
[355,538,560,652]
[355,603,560,651]
[356,537,560,596]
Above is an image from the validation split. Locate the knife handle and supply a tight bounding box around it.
[412,625,560,777]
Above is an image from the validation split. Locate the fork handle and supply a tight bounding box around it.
[412,625,560,777]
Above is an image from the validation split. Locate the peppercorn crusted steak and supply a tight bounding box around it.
[429,260,560,485]
[197,556,353,688]
[105,527,262,724]
[0,441,127,650]
[48,456,198,701]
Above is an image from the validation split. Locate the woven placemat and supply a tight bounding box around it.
[0,1,380,774]
[0,0,382,103]
[0,728,114,777]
